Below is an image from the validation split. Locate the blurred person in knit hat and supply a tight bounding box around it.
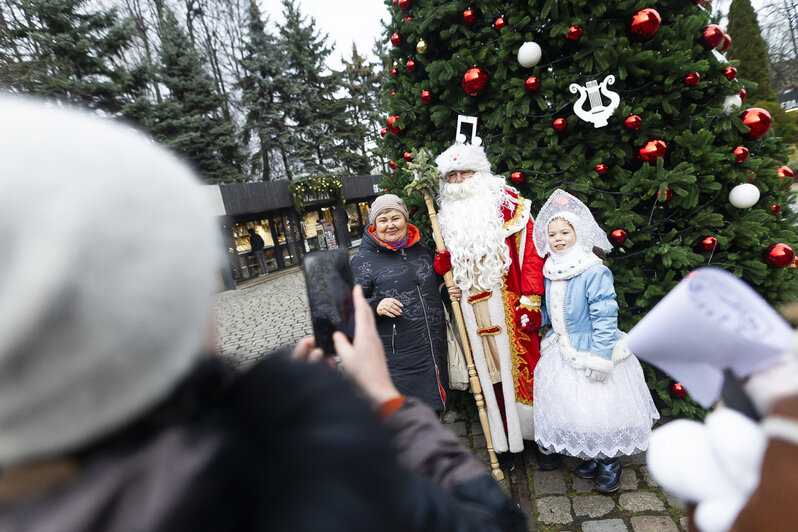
[435,142,552,468]
[0,95,526,532]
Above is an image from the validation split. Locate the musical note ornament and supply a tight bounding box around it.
[569,75,621,128]
[455,115,482,145]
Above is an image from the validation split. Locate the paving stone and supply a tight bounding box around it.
[582,518,629,532]
[457,436,471,449]
[573,495,616,517]
[533,469,567,495]
[639,466,658,488]
[619,468,639,491]
[470,422,483,435]
[441,411,458,424]
[447,421,468,437]
[680,517,689,530]
[619,492,666,513]
[572,475,597,493]
[664,492,684,509]
[619,453,647,466]
[472,433,487,447]
[535,495,572,524]
[630,515,679,532]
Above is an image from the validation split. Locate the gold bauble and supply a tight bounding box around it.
[416,39,428,54]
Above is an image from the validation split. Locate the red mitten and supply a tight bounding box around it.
[434,250,452,274]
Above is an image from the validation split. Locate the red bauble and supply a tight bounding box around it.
[390,66,398,75]
[553,118,567,131]
[764,243,796,268]
[595,163,608,174]
[494,16,506,31]
[409,206,418,216]
[685,72,701,86]
[702,25,724,49]
[740,108,773,139]
[387,115,402,134]
[733,145,749,162]
[656,187,673,201]
[389,160,397,169]
[772,204,782,215]
[610,229,627,244]
[420,90,432,103]
[510,171,524,184]
[380,127,387,137]
[406,59,416,73]
[463,7,476,24]
[391,33,401,47]
[398,0,411,11]
[777,165,795,179]
[702,236,718,251]
[638,140,668,163]
[625,115,642,130]
[724,67,738,81]
[672,382,687,398]
[567,25,583,40]
[739,88,747,102]
[525,76,541,91]
[630,8,661,41]
[403,152,413,162]
[390,91,396,97]
[462,67,488,96]
[721,33,732,52]
[402,16,413,22]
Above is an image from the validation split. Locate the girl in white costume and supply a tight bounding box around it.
[532,190,659,492]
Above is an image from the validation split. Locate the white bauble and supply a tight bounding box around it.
[723,94,742,114]
[729,183,760,208]
[517,42,542,68]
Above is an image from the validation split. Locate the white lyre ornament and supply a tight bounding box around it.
[455,114,482,145]
[569,75,621,128]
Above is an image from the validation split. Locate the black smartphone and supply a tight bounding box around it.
[302,250,355,355]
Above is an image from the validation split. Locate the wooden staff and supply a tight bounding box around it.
[421,189,504,482]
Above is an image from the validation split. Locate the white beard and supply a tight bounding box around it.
[438,172,520,292]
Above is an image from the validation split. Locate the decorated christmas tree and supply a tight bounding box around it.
[380,0,798,418]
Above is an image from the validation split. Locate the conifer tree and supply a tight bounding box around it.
[151,8,246,184]
[381,0,798,418]
[727,0,777,102]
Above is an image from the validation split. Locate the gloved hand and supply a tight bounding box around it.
[585,368,610,382]
[433,250,452,275]
[516,295,542,332]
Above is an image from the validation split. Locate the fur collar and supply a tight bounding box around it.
[543,247,602,280]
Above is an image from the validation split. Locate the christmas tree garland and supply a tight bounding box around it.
[288,175,344,213]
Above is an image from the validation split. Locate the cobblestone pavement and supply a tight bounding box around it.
[214,267,686,532]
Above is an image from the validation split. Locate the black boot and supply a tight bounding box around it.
[595,458,622,493]
[533,444,562,471]
[573,458,599,479]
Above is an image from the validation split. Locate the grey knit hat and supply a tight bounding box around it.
[0,96,221,465]
[369,194,409,225]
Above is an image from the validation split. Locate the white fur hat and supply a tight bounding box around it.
[0,96,221,464]
[435,143,493,177]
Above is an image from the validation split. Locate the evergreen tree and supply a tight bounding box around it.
[0,0,148,118]
[727,0,777,102]
[151,8,246,184]
[381,0,798,418]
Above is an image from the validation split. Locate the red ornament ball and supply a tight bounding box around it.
[390,66,398,76]
[702,25,724,49]
[777,165,794,179]
[391,33,401,47]
[625,115,642,130]
[722,33,732,52]
[610,229,627,244]
[740,108,773,139]
[630,8,661,41]
[403,152,413,162]
[389,160,397,169]
[510,171,524,184]
[672,382,687,398]
[525,76,541,91]
[567,25,583,40]
[772,204,782,215]
[702,236,718,251]
[494,16,506,31]
[390,91,395,97]
[409,206,419,216]
[553,118,567,131]
[764,243,795,268]
[380,127,387,137]
[420,90,432,103]
[739,88,747,102]
[463,7,476,23]
[685,72,701,87]
[402,16,413,22]
[406,59,416,73]
[398,0,411,11]
[387,115,402,135]
[656,187,673,201]
[639,140,668,163]
[733,145,749,163]
[595,163,608,175]
[724,66,738,81]
[462,67,488,96]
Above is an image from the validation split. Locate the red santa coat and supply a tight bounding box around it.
[456,189,544,453]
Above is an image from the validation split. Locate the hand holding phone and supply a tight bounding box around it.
[302,250,355,356]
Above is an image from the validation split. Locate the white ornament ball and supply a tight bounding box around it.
[723,94,742,114]
[729,183,760,208]
[517,42,542,68]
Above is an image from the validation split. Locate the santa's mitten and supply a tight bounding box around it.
[516,295,542,332]
[433,251,452,275]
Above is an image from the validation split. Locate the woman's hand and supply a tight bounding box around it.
[334,285,401,406]
[448,285,462,302]
[376,297,403,317]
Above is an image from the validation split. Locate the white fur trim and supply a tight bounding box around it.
[762,416,798,445]
[436,143,492,177]
[543,248,602,280]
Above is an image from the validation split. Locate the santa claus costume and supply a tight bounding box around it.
[436,143,544,454]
